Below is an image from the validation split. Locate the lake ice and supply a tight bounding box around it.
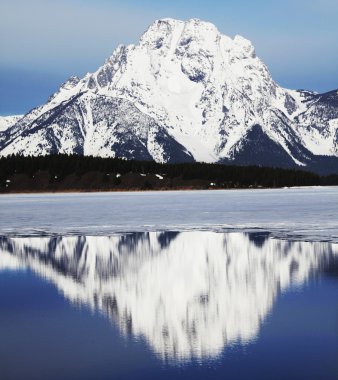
[0,187,338,242]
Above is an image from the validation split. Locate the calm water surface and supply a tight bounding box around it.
[0,231,337,380]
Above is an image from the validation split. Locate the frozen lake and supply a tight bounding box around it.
[0,187,338,241]
[1,188,338,379]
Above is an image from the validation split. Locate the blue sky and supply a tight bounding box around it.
[1,0,337,115]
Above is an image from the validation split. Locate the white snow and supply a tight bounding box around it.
[0,115,23,132]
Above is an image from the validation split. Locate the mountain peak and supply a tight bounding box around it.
[140,18,221,49]
[139,18,256,64]
[1,18,337,174]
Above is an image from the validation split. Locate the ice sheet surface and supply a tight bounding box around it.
[0,187,337,241]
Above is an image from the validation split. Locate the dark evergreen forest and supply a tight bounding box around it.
[0,154,337,192]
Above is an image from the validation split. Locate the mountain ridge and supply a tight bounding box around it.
[1,18,337,174]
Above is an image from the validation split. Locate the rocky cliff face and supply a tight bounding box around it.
[1,19,337,173]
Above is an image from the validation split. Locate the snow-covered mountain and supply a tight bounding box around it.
[1,232,337,360]
[1,19,337,173]
[0,115,23,132]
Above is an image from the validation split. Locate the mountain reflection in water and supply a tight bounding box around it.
[0,231,337,361]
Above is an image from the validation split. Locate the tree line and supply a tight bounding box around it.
[0,154,337,191]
